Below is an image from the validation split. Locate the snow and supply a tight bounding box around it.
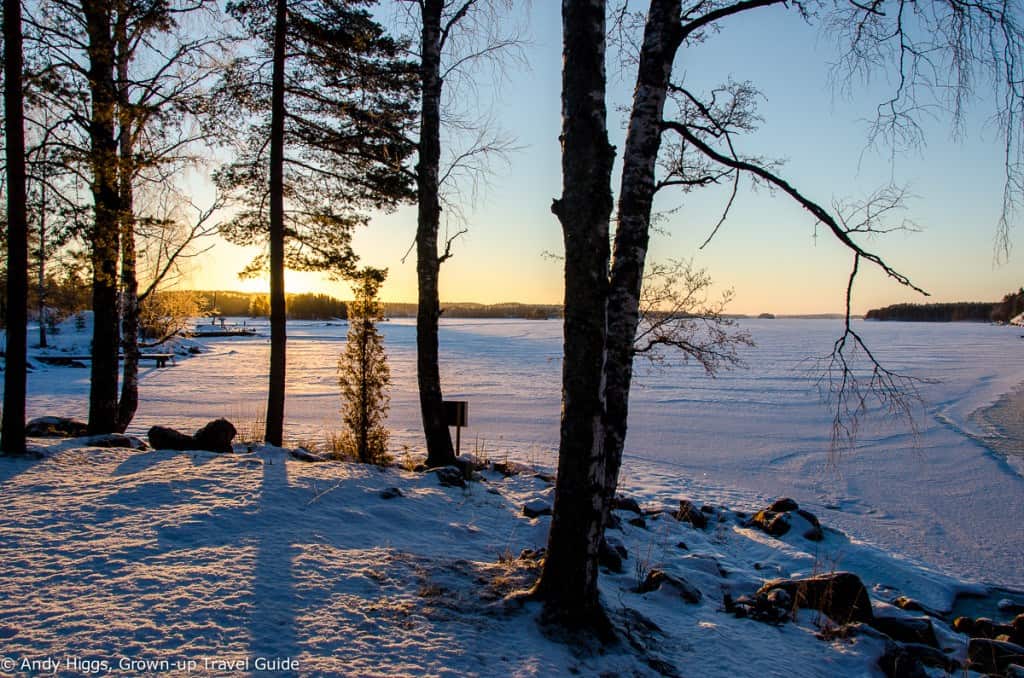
[1,316,1023,675]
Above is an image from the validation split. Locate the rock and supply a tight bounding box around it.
[636,569,701,603]
[599,537,624,573]
[289,448,326,462]
[379,487,403,499]
[953,616,975,634]
[673,500,708,529]
[430,466,466,488]
[727,591,791,624]
[25,416,88,438]
[765,588,791,609]
[870,614,939,647]
[877,642,929,678]
[899,643,959,671]
[1000,599,1024,614]
[83,434,136,449]
[794,509,824,541]
[491,460,528,477]
[193,418,236,454]
[769,497,799,512]
[147,425,195,451]
[748,509,791,537]
[1014,614,1024,643]
[522,499,552,518]
[802,525,824,541]
[967,638,1024,674]
[891,596,944,618]
[957,616,1015,639]
[757,572,874,624]
[612,495,642,514]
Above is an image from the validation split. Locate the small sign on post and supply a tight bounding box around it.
[444,401,468,456]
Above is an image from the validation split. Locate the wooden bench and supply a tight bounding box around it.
[34,353,176,368]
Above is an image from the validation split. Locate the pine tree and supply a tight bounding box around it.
[217,0,416,446]
[336,268,390,465]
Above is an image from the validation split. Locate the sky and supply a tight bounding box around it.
[182,1,1023,315]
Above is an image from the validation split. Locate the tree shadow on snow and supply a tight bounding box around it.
[248,456,301,666]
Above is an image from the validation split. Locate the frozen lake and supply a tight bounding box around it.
[16,317,1024,590]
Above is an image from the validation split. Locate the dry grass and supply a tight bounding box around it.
[232,406,266,446]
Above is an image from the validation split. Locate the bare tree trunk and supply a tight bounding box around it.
[265,0,288,447]
[416,0,455,467]
[3,0,29,455]
[603,0,681,510]
[532,0,615,630]
[115,16,139,432]
[37,183,48,349]
[82,0,121,435]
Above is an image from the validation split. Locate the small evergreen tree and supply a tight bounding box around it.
[337,268,390,464]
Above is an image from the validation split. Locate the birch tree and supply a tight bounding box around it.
[537,0,1024,630]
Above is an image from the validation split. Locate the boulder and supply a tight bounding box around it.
[891,596,944,618]
[795,509,824,541]
[769,497,799,512]
[955,616,1015,639]
[147,425,195,451]
[379,487,403,500]
[612,495,642,514]
[748,509,791,537]
[25,416,87,438]
[870,614,939,647]
[522,499,552,518]
[193,418,236,454]
[898,642,959,671]
[599,536,625,573]
[83,434,137,449]
[430,466,466,488]
[672,500,708,529]
[967,638,1024,674]
[724,591,790,624]
[636,569,701,603]
[757,571,874,624]
[289,448,326,462]
[877,642,929,678]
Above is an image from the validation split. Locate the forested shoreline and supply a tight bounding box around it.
[866,288,1024,322]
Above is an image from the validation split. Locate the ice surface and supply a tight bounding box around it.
[9,317,1024,590]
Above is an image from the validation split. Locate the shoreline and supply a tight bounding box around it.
[970,382,1024,478]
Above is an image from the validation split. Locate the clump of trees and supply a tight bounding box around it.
[866,301,999,322]
[992,288,1024,323]
[195,291,347,319]
[865,288,1024,322]
[336,268,390,465]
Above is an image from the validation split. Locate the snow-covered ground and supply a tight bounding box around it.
[2,316,1023,675]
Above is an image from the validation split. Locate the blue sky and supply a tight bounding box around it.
[187,0,1022,314]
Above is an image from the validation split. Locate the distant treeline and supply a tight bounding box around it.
[195,291,348,320]
[383,302,562,319]
[866,288,1024,322]
[190,292,562,320]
